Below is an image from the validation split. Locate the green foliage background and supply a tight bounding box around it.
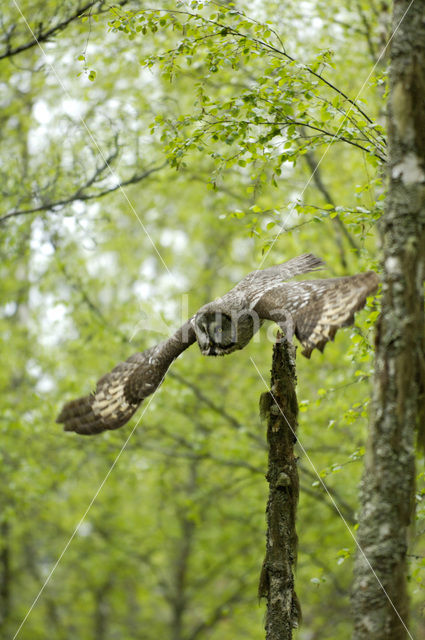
[1,1,424,639]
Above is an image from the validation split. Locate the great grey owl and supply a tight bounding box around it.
[57,253,379,435]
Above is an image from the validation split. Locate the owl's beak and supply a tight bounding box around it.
[198,344,217,356]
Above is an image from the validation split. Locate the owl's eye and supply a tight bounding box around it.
[213,326,223,341]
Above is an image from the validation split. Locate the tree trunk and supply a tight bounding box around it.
[259,338,300,640]
[0,520,11,635]
[352,2,425,639]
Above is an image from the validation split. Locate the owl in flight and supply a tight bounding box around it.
[57,254,378,435]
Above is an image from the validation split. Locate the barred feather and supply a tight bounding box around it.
[255,270,379,357]
[57,258,379,436]
[57,321,196,435]
[56,354,151,435]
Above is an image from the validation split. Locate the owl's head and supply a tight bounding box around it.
[194,308,262,356]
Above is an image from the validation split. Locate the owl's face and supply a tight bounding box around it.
[194,309,261,356]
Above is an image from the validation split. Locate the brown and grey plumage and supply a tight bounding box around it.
[57,322,196,436]
[254,270,379,358]
[57,254,378,435]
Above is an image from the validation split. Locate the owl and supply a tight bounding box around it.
[57,254,379,435]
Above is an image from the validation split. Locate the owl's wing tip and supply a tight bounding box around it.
[62,420,107,435]
[301,346,312,359]
[56,405,67,424]
[63,424,75,433]
[304,252,325,265]
[367,270,380,291]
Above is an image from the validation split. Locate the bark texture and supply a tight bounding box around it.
[259,339,300,640]
[352,2,425,639]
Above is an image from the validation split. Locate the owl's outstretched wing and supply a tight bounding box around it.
[233,253,325,307]
[254,271,379,357]
[57,257,379,434]
[57,321,196,435]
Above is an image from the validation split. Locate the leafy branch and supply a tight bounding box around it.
[0,162,166,224]
[107,2,386,178]
[0,0,130,61]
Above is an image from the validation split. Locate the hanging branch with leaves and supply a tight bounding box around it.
[107,1,387,182]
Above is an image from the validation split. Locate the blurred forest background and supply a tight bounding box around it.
[1,1,424,639]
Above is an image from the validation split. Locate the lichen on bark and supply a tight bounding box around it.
[352,3,425,639]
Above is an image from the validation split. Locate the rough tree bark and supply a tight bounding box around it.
[352,2,425,639]
[259,338,300,640]
[0,521,11,635]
